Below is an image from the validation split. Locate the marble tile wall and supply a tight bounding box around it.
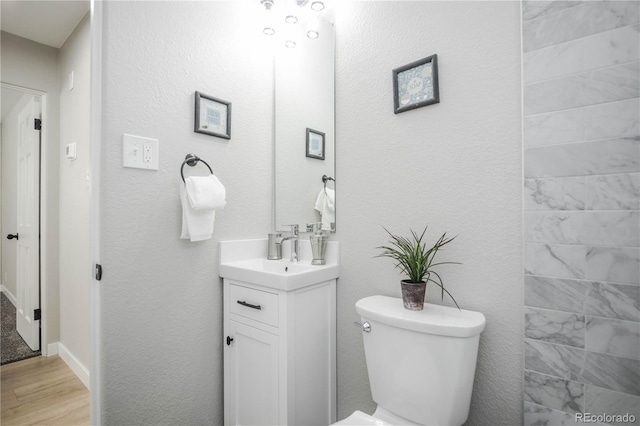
[522,2,640,425]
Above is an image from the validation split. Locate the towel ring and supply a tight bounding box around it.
[322,175,335,193]
[322,175,335,184]
[322,175,335,190]
[181,153,213,183]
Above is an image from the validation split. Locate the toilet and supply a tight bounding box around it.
[335,295,486,426]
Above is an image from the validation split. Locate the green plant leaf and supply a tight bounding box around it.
[375,226,460,308]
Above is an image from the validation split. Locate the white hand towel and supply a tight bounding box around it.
[180,184,216,242]
[185,175,226,211]
[315,187,335,231]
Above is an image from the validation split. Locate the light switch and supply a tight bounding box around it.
[123,134,159,170]
[65,143,77,160]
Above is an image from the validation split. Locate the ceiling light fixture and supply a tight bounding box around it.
[260,0,330,47]
[261,0,276,35]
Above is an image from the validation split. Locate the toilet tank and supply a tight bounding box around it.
[356,296,486,426]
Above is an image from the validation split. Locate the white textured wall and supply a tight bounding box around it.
[1,31,61,347]
[99,2,273,423]
[333,2,523,425]
[59,13,91,371]
[99,2,522,424]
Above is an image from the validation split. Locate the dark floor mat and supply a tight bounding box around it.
[1,292,40,365]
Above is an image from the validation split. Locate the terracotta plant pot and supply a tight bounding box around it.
[400,280,427,310]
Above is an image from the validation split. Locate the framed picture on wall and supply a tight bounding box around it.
[194,91,231,139]
[392,54,439,114]
[306,128,325,160]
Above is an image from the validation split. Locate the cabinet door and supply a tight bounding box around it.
[225,320,279,425]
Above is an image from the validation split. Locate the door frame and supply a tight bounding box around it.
[2,1,103,422]
[89,0,103,423]
[0,82,48,354]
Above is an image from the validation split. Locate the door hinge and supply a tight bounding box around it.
[34,309,41,321]
[95,264,102,281]
[34,118,42,131]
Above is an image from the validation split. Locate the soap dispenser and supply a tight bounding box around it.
[310,222,328,265]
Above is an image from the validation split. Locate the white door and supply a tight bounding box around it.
[16,96,40,351]
[224,320,279,425]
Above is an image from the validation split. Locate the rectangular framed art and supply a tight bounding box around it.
[392,54,439,114]
[306,128,325,160]
[194,91,231,139]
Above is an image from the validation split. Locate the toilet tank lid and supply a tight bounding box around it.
[356,295,486,338]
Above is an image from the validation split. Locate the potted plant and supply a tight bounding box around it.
[376,226,460,311]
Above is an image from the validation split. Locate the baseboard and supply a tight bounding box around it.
[58,342,90,390]
[0,286,17,307]
[46,342,59,356]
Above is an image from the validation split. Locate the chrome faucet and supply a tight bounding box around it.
[280,224,299,263]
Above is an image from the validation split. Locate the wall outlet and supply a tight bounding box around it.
[143,143,153,163]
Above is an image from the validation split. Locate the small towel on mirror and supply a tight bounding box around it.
[315,187,335,231]
[185,175,226,211]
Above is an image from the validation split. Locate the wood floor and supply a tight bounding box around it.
[1,356,90,425]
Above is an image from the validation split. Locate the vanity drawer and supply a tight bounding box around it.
[229,284,279,327]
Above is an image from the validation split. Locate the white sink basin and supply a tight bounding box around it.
[219,238,340,291]
[219,258,339,291]
[228,258,316,274]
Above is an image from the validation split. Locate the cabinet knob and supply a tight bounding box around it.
[6,233,18,240]
[226,336,234,346]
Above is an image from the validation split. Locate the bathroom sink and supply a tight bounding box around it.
[219,258,339,291]
[241,258,324,273]
[219,238,340,291]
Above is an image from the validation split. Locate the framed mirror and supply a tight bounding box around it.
[274,15,335,232]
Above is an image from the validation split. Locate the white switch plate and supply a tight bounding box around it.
[65,142,77,160]
[123,134,159,170]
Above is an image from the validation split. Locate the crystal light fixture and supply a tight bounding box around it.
[260,0,328,47]
[261,0,276,35]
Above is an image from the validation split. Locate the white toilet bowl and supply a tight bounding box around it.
[333,410,386,426]
[334,407,420,425]
[332,295,486,426]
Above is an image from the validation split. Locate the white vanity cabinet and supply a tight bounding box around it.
[222,278,337,426]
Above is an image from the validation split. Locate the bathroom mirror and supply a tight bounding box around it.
[274,15,335,232]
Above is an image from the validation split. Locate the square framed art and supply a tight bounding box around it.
[392,54,439,114]
[194,91,231,139]
[306,128,325,160]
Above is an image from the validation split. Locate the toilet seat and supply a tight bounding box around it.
[333,410,393,426]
